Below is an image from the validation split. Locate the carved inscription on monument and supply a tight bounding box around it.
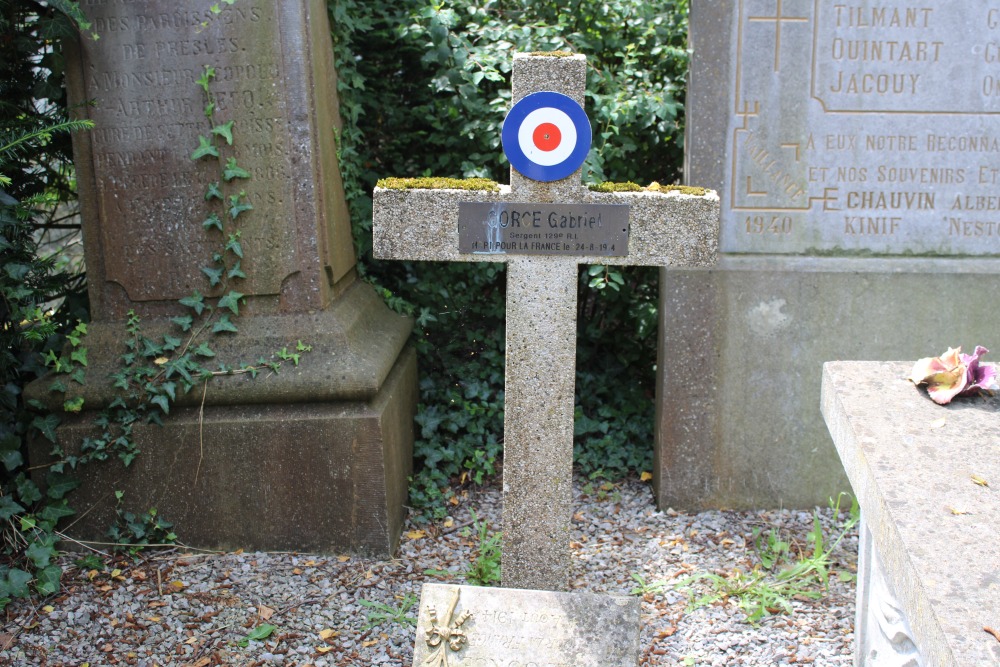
[725,0,1000,254]
[76,0,297,301]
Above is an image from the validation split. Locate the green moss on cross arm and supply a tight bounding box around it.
[376,177,500,192]
[525,50,576,58]
[588,181,708,196]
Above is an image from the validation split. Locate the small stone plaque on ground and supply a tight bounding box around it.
[458,202,630,256]
[412,583,640,666]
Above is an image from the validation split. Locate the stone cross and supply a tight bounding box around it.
[374,53,718,591]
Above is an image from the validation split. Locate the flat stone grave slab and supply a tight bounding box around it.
[821,361,1000,666]
[411,583,640,667]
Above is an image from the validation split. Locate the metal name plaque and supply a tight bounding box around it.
[458,202,629,256]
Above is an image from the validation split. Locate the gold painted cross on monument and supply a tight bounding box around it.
[373,53,718,591]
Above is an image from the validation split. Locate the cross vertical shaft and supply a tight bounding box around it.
[499,55,587,590]
[502,257,578,590]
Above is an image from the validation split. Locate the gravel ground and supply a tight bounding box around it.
[1,476,858,666]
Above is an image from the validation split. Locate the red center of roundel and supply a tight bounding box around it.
[532,123,562,152]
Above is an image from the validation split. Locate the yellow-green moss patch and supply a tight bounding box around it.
[589,181,707,196]
[376,177,500,192]
[525,50,576,58]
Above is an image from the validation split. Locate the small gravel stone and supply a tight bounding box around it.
[0,475,857,666]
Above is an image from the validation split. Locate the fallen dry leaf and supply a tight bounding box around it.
[362,639,378,648]
[640,471,653,482]
[258,604,275,621]
[972,474,990,488]
[449,496,459,506]
[985,626,1000,643]
[184,637,198,645]
[406,529,426,540]
[316,645,334,654]
[292,568,303,575]
[929,417,947,429]
[337,555,350,563]
[947,506,971,515]
[318,629,337,640]
[443,517,454,529]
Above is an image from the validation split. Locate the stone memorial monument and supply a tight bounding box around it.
[660,1,1000,510]
[26,0,417,555]
[373,53,719,593]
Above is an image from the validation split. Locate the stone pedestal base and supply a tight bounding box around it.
[29,346,417,556]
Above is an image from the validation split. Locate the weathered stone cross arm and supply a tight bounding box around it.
[373,185,719,268]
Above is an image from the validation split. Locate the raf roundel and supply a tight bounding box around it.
[501,91,592,183]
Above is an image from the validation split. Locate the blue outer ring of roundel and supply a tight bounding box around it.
[501,91,592,183]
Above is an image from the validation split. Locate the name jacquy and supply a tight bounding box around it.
[486,208,604,230]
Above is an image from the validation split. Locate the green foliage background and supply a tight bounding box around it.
[329,0,690,515]
[0,0,94,606]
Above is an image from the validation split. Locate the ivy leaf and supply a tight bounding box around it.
[0,495,25,521]
[150,394,170,415]
[16,476,42,504]
[70,347,87,367]
[227,261,246,280]
[225,234,244,259]
[201,266,223,287]
[63,396,84,413]
[202,213,223,231]
[194,342,215,358]
[45,472,80,500]
[70,369,86,385]
[212,314,239,334]
[195,66,216,92]
[31,414,60,443]
[238,623,277,647]
[218,291,244,315]
[38,500,75,522]
[191,135,219,160]
[25,538,57,568]
[223,158,250,181]
[179,291,206,315]
[1,449,23,472]
[35,565,62,596]
[48,380,67,393]
[161,382,177,401]
[212,120,235,145]
[205,182,223,201]
[228,193,253,220]
[171,315,194,332]
[0,569,32,599]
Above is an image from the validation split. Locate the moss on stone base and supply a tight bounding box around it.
[589,181,707,196]
[525,50,576,58]
[376,177,500,192]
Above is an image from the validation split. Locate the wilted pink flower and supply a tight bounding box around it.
[909,345,998,405]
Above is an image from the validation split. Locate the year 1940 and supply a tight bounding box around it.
[745,215,793,234]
